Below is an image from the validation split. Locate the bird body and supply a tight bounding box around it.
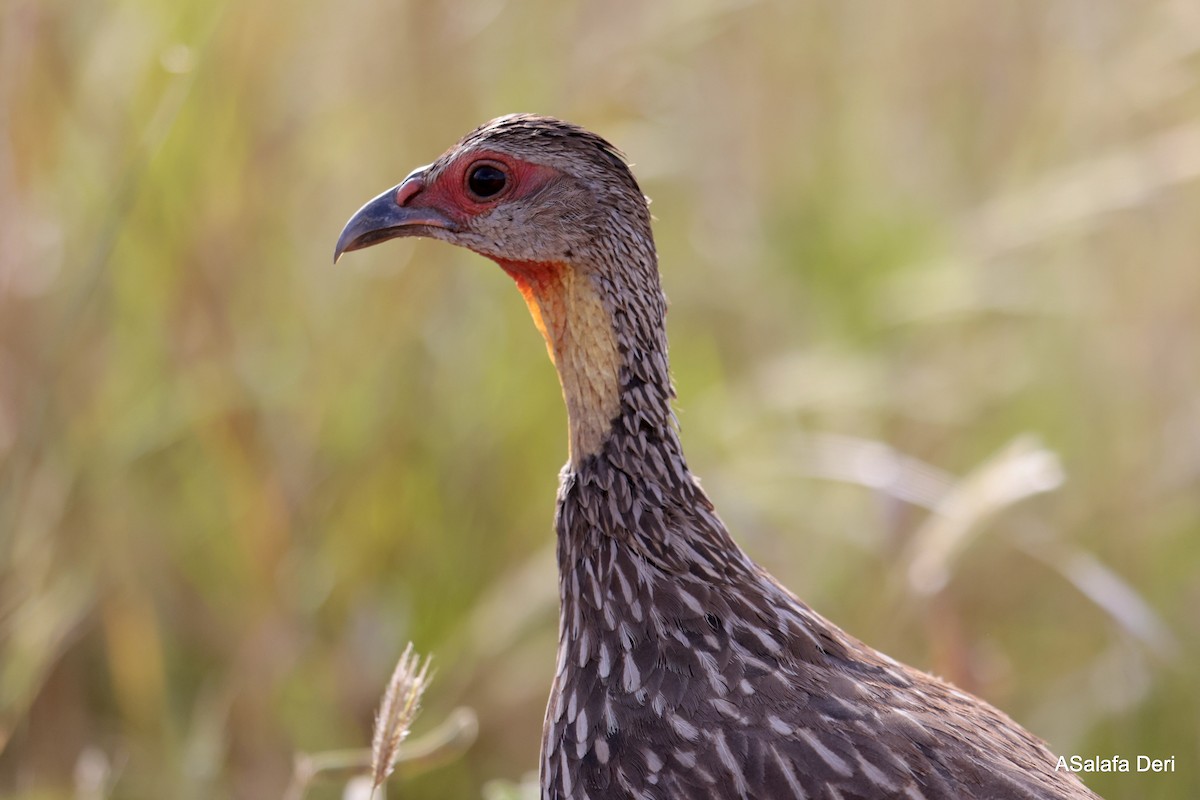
[336,115,1100,800]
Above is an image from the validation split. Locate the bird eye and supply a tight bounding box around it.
[466,163,507,199]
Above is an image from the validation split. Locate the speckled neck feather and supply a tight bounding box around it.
[534,262,1098,798]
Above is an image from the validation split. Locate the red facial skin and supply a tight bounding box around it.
[407,149,570,337]
[410,149,560,235]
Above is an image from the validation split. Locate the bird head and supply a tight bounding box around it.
[335,115,668,463]
[334,114,651,271]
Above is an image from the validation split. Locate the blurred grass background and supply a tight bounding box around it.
[2,0,1199,797]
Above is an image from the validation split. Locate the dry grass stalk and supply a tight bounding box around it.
[370,643,433,793]
[904,435,1064,596]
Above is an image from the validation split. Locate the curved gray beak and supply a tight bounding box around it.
[333,169,457,263]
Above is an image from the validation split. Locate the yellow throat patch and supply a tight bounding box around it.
[498,260,622,463]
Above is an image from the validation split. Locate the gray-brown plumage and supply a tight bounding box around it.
[336,114,1101,800]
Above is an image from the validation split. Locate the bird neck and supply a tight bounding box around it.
[496,251,678,468]
[496,253,763,631]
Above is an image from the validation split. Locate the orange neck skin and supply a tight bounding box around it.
[496,259,622,464]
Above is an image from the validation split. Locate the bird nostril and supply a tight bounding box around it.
[394,176,425,207]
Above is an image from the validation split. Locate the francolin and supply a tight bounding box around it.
[336,114,1100,800]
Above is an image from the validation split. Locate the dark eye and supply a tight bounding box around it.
[467,163,507,199]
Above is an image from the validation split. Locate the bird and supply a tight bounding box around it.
[335,114,1101,800]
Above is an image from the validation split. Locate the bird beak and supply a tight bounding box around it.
[333,167,457,263]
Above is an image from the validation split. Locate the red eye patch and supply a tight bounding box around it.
[416,150,560,223]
